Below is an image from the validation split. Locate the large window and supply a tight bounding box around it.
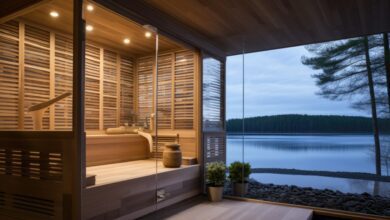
[226,34,390,217]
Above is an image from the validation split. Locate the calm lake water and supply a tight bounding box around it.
[227,134,390,196]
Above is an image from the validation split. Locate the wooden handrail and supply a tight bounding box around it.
[28,92,72,112]
[28,92,72,130]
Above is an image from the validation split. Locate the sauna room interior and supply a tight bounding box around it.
[0,1,201,217]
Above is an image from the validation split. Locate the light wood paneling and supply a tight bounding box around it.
[86,134,149,167]
[120,56,134,125]
[85,44,100,130]
[0,21,19,130]
[23,23,50,130]
[0,131,74,219]
[136,50,196,130]
[103,49,118,129]
[0,20,136,131]
[157,53,173,129]
[20,0,181,57]
[137,56,154,125]
[54,33,73,130]
[174,50,194,129]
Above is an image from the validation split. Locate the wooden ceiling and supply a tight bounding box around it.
[20,0,181,57]
[143,0,390,56]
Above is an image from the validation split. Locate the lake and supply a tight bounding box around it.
[227,134,390,196]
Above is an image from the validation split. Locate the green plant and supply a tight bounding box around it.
[206,161,226,187]
[228,161,251,183]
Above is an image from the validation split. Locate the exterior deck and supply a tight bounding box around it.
[140,197,313,220]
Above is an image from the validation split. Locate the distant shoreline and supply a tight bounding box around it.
[226,132,379,136]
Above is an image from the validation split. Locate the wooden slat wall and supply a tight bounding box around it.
[136,50,196,130]
[85,44,100,130]
[157,53,173,129]
[54,33,73,130]
[103,50,118,129]
[174,51,194,129]
[0,20,135,131]
[0,131,73,219]
[0,21,19,130]
[23,23,50,130]
[120,56,134,125]
[137,56,154,126]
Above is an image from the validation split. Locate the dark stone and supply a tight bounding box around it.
[224,179,390,217]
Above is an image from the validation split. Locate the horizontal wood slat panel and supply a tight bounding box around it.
[54,33,72,130]
[136,50,196,130]
[120,56,134,125]
[174,51,194,129]
[157,53,173,129]
[0,21,19,130]
[24,23,50,130]
[137,56,154,126]
[0,20,135,131]
[85,44,100,130]
[0,131,73,219]
[103,49,118,129]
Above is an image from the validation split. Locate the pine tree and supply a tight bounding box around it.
[302,36,382,175]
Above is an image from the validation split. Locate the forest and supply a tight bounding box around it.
[226,114,390,133]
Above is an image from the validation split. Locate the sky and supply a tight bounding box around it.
[226,45,369,120]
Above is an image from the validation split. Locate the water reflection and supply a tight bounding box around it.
[228,134,375,173]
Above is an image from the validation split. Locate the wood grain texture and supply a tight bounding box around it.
[19,0,181,57]
[0,131,74,220]
[140,198,313,220]
[86,134,149,167]
[84,162,200,220]
[143,0,390,55]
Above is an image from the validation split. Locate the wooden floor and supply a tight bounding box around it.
[140,196,313,220]
[86,159,195,186]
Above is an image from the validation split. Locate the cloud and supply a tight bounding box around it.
[226,45,367,119]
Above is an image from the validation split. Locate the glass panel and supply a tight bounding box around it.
[0,0,74,131]
[155,29,199,209]
[225,53,245,197]
[202,54,228,201]
[227,34,390,217]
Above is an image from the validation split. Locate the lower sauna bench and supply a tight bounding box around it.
[83,160,200,220]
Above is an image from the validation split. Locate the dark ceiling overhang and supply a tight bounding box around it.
[0,0,50,24]
[98,0,390,58]
[4,0,389,58]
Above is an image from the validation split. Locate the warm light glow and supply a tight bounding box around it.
[86,25,94,32]
[145,31,152,38]
[50,11,59,18]
[86,4,94,12]
[123,38,130,45]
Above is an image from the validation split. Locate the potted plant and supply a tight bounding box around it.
[228,161,251,196]
[206,161,226,202]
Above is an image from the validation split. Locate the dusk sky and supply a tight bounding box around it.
[226,45,369,120]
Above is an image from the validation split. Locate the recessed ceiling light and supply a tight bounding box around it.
[86,4,94,12]
[86,25,94,32]
[145,31,152,38]
[50,11,59,18]
[123,38,130,45]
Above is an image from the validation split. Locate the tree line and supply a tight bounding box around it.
[301,33,390,175]
[226,114,390,133]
